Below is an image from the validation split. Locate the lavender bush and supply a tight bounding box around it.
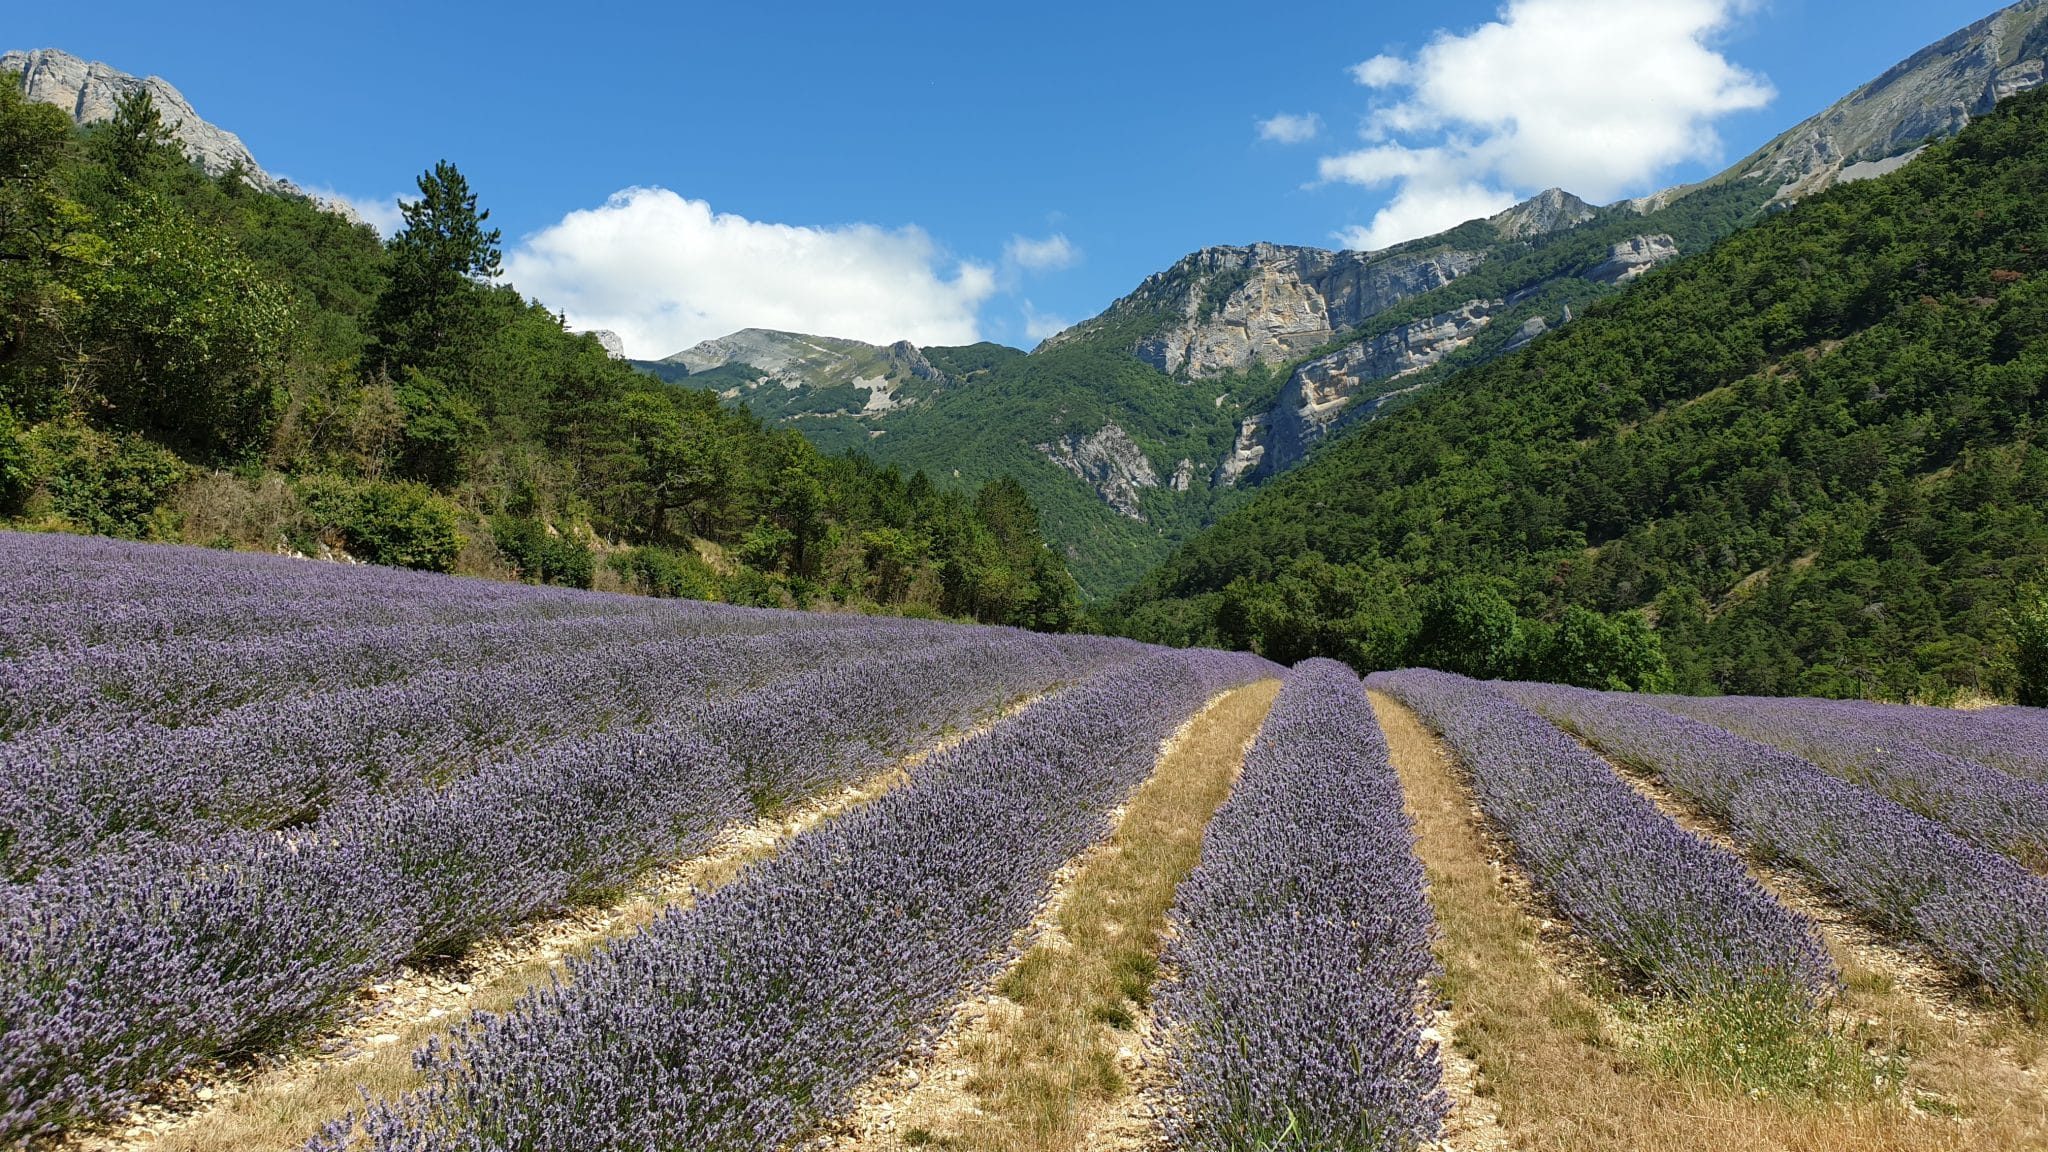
[1369,669,1836,1005]
[0,531,1170,1144]
[1506,683,2048,1014]
[1157,659,1446,1152]
[1646,694,2048,868]
[311,650,1273,1152]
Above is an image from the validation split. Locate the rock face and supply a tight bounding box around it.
[1035,424,1158,520]
[6,48,277,189]
[660,329,949,415]
[585,330,628,359]
[1262,299,1504,474]
[1586,235,1680,285]
[1213,417,1267,488]
[1489,188,1598,240]
[1042,242,1487,380]
[1730,0,2048,202]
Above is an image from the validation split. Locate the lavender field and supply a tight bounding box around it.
[5,533,2047,1152]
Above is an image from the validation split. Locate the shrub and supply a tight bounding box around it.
[491,515,594,589]
[296,475,462,572]
[2016,596,2048,707]
[607,546,719,600]
[0,406,30,516]
[30,421,187,538]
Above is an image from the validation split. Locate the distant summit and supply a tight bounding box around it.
[2,47,360,222]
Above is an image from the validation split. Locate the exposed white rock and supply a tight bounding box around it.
[8,48,273,188]
[1035,424,1159,520]
[1263,300,1502,473]
[1586,235,1680,285]
[1489,188,1597,240]
[1170,458,1196,493]
[1043,242,1487,380]
[583,329,628,359]
[1501,315,1550,355]
[1728,1,2047,203]
[1212,416,1268,489]
[661,329,947,414]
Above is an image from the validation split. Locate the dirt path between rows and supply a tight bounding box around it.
[1372,687,2048,1152]
[810,680,1281,1152]
[76,696,1047,1152]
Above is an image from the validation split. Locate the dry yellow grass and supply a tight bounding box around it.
[842,679,1281,1152]
[1370,689,2048,1152]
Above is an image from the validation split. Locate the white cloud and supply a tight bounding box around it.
[1004,233,1079,272]
[1021,301,1071,343]
[294,184,406,237]
[1256,112,1323,144]
[501,188,997,359]
[1322,0,1773,250]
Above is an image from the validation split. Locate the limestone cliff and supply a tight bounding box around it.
[1726,0,2048,202]
[1040,241,1487,379]
[1034,425,1159,520]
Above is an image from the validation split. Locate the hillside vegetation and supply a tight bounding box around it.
[0,79,1081,629]
[1116,88,2048,701]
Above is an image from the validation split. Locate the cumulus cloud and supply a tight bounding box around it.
[1322,0,1773,250]
[502,188,997,359]
[295,185,407,237]
[1004,232,1079,272]
[1256,112,1323,144]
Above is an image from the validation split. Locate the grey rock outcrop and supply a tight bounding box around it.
[1170,458,1196,493]
[1035,425,1159,520]
[1727,0,2048,202]
[661,329,950,414]
[1489,188,1598,240]
[7,48,276,189]
[1586,235,1680,285]
[1043,242,1486,380]
[1501,316,1550,355]
[1213,417,1268,489]
[585,330,628,359]
[1263,299,1503,473]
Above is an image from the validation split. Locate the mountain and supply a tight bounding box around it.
[1730,0,2048,203]
[1115,84,2048,701]
[633,329,973,450]
[3,47,357,219]
[645,1,2048,602]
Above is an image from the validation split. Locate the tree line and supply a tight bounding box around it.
[0,79,1081,630]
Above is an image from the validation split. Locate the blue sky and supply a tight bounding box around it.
[8,0,2011,354]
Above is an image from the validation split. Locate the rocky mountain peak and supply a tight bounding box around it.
[1042,239,1487,379]
[7,48,273,187]
[1489,188,1598,240]
[4,48,364,223]
[1730,0,2047,202]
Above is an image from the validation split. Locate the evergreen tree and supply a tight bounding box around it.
[369,161,501,381]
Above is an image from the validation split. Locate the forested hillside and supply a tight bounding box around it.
[1115,88,2048,701]
[0,79,1081,629]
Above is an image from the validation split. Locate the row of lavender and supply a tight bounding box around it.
[0,533,736,655]
[0,530,1163,1144]
[1,623,965,879]
[1507,684,2048,1014]
[1369,670,1838,1006]
[1156,659,1445,1151]
[1644,694,2048,867]
[313,651,1272,1152]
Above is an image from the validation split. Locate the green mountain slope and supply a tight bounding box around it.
[1114,88,2048,700]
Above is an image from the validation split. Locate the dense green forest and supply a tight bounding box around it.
[0,78,1082,629]
[1113,88,2048,701]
